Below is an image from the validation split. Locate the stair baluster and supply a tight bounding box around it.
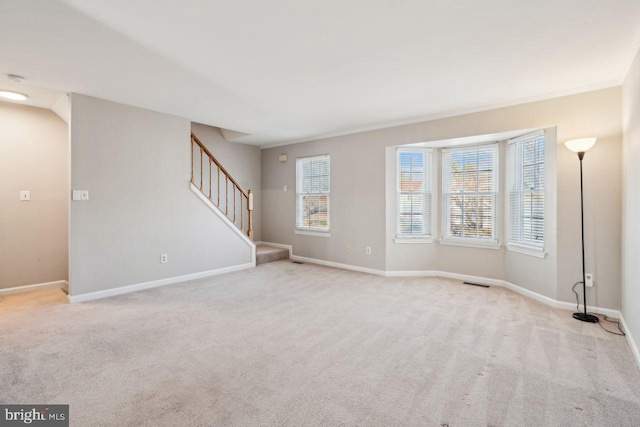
[190,132,253,239]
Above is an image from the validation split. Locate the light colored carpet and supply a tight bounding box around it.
[1,261,639,426]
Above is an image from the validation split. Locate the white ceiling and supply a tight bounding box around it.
[0,79,64,111]
[405,129,538,148]
[1,0,639,147]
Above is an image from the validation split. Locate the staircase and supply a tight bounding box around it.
[190,132,253,239]
[256,245,290,265]
[190,133,287,267]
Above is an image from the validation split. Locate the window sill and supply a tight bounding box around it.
[507,243,547,259]
[294,229,331,238]
[394,237,433,244]
[438,238,501,250]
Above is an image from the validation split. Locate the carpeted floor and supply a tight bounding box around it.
[1,260,639,426]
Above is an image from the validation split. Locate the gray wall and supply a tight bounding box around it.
[191,123,261,241]
[69,94,252,296]
[262,136,386,271]
[0,101,69,289]
[382,128,558,301]
[504,128,558,300]
[262,87,622,309]
[622,48,640,349]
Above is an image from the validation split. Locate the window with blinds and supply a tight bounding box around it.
[296,154,330,231]
[508,131,545,248]
[442,144,499,242]
[397,148,432,237]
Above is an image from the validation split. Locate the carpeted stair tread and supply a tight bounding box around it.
[256,245,289,265]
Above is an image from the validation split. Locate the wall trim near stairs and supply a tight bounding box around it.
[190,182,256,266]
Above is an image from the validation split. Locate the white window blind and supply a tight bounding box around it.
[397,148,432,237]
[296,154,330,231]
[508,131,545,248]
[442,144,499,242]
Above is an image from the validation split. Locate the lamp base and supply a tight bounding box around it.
[572,312,599,323]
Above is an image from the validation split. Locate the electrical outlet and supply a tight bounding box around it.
[72,190,89,201]
[346,245,351,253]
[19,190,30,201]
[283,185,287,192]
[365,246,372,255]
[585,273,594,287]
[161,254,168,264]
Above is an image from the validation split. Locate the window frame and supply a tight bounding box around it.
[295,154,331,234]
[395,147,433,240]
[507,130,546,256]
[441,143,500,247]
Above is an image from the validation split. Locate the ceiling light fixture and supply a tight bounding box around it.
[7,74,25,83]
[0,90,28,101]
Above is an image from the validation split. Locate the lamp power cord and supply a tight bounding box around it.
[572,281,625,336]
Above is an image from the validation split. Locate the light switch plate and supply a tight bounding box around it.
[20,190,30,201]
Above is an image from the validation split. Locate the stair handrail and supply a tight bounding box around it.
[190,132,253,239]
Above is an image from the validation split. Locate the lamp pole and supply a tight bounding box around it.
[573,151,598,323]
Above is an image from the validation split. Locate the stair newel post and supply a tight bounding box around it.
[248,190,254,240]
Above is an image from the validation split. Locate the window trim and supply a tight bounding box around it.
[507,130,545,253]
[441,143,500,245]
[295,154,331,233]
[506,243,547,258]
[396,147,433,239]
[439,237,501,250]
[394,237,433,244]
[294,229,332,238]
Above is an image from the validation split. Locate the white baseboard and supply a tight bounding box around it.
[255,241,293,258]
[69,263,254,303]
[290,255,386,276]
[435,271,505,287]
[385,270,439,277]
[553,300,620,318]
[285,250,621,318]
[501,279,566,309]
[620,314,640,370]
[0,280,69,297]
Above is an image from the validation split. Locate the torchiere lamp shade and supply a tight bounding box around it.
[565,137,596,153]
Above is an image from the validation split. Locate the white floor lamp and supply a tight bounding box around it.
[565,137,599,323]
